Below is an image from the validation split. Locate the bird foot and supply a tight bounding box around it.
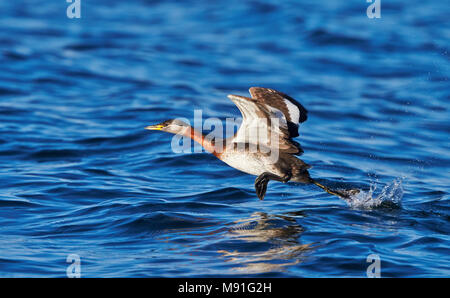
[254,172,291,200]
[255,174,269,200]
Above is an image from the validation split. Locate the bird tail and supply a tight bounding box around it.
[309,179,350,199]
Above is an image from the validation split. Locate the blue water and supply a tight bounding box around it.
[0,0,449,277]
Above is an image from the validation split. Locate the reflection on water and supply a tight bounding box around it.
[218,212,314,274]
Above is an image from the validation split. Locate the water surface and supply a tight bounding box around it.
[0,0,448,277]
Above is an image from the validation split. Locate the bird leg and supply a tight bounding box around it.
[309,179,352,199]
[255,172,291,200]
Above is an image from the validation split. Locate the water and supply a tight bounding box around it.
[0,0,449,277]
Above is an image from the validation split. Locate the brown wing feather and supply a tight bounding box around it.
[249,87,308,138]
[228,92,304,155]
[248,87,308,155]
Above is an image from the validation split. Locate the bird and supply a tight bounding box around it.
[146,87,355,200]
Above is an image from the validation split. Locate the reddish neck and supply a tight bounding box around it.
[182,127,221,158]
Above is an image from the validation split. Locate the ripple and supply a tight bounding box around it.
[0,198,40,208]
[26,149,83,160]
[177,187,254,203]
[307,29,369,48]
[116,212,219,236]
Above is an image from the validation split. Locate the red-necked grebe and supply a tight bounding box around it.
[146,87,352,200]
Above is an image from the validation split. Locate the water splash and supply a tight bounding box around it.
[341,178,404,209]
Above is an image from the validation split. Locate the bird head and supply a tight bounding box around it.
[145,119,191,135]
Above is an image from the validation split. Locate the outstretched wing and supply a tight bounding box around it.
[228,87,307,155]
[249,87,307,138]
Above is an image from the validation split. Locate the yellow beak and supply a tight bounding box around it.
[145,124,164,130]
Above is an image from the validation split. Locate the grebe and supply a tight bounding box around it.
[146,87,353,200]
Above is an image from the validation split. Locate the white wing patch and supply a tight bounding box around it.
[282,97,300,124]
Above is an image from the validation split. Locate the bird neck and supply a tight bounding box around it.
[182,126,221,157]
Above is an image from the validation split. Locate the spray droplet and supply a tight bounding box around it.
[342,178,403,209]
